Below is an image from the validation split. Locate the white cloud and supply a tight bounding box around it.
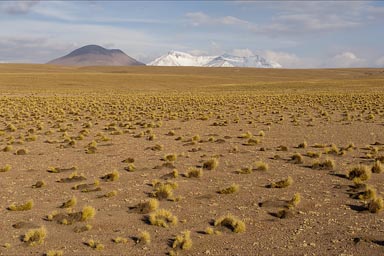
[185,9,360,37]
[0,0,39,14]
[185,12,248,27]
[260,50,304,68]
[188,49,209,56]
[231,48,254,57]
[266,14,359,33]
[0,19,166,63]
[375,56,384,67]
[328,52,366,68]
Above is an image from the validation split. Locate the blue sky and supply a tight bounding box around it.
[0,0,384,67]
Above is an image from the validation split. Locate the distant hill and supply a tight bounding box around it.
[47,45,144,66]
[148,50,281,68]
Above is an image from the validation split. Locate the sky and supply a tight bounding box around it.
[0,0,384,68]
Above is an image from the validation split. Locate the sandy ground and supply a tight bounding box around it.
[0,67,384,256]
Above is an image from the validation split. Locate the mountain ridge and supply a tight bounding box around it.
[48,45,144,66]
[148,50,281,68]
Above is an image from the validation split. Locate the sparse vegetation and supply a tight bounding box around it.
[185,167,203,178]
[8,200,34,211]
[148,209,178,228]
[368,197,384,213]
[0,164,12,172]
[203,158,219,170]
[269,176,293,188]
[297,141,307,148]
[32,180,46,188]
[172,230,192,250]
[81,205,96,221]
[306,151,322,158]
[85,239,104,250]
[164,153,177,162]
[348,165,371,181]
[290,153,303,164]
[112,237,128,244]
[132,198,159,214]
[124,163,136,172]
[287,193,301,208]
[137,230,151,244]
[214,214,245,233]
[15,148,28,155]
[151,183,175,200]
[218,184,239,194]
[2,65,384,255]
[254,161,269,171]
[45,250,63,256]
[312,158,335,170]
[101,170,119,181]
[23,227,47,246]
[60,196,77,208]
[371,160,383,173]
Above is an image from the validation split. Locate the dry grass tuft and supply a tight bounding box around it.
[148,209,178,228]
[8,199,34,211]
[23,227,47,246]
[137,230,151,244]
[290,153,303,164]
[32,180,46,188]
[371,160,383,173]
[101,170,120,182]
[214,214,245,233]
[218,184,239,194]
[254,161,269,171]
[112,237,128,244]
[348,165,371,181]
[85,239,104,250]
[172,230,192,250]
[81,205,96,221]
[60,196,77,208]
[0,164,12,172]
[203,158,219,170]
[311,158,335,170]
[368,197,384,213]
[133,198,159,214]
[185,167,203,178]
[287,193,301,208]
[164,154,177,162]
[269,176,293,188]
[45,250,63,256]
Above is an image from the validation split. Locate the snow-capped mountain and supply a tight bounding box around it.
[148,51,281,68]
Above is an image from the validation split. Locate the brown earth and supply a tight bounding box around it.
[0,65,384,256]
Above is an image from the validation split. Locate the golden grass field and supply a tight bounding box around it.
[1,64,384,255]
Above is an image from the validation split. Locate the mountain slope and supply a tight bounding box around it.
[148,51,281,68]
[47,45,144,66]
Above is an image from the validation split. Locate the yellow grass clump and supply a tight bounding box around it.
[203,158,219,170]
[149,209,178,228]
[172,230,192,250]
[269,176,293,188]
[214,214,245,233]
[0,164,12,172]
[81,205,96,221]
[8,199,34,211]
[60,196,77,208]
[23,227,47,246]
[101,170,120,181]
[348,165,371,181]
[218,184,239,194]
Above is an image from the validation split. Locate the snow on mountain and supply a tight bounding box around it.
[148,51,215,67]
[148,51,281,68]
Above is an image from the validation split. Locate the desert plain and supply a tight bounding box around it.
[1,65,384,255]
